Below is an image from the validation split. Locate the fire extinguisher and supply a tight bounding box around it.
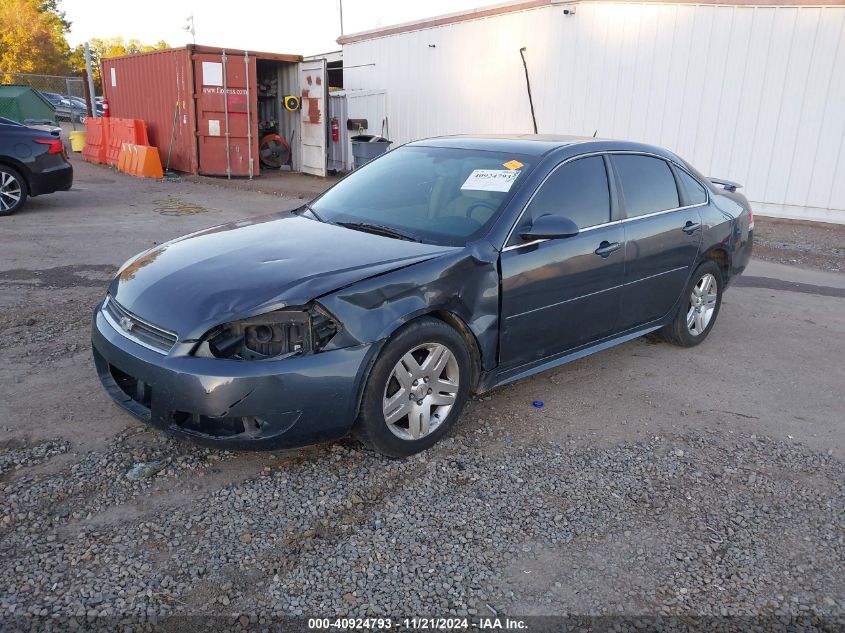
[331,117,339,142]
[101,98,110,118]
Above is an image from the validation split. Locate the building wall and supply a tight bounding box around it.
[343,2,845,224]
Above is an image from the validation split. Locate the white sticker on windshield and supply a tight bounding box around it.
[460,169,521,192]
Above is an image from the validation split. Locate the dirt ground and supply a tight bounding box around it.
[1,153,843,627]
[752,217,845,272]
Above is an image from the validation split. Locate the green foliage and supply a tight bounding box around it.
[69,37,171,92]
[0,0,71,74]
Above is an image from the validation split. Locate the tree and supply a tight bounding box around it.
[0,0,71,75]
[0,0,169,93]
[69,37,170,91]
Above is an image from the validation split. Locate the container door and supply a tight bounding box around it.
[299,59,327,177]
[194,51,257,177]
[327,92,348,173]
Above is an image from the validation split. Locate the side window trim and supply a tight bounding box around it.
[669,163,710,208]
[503,151,615,250]
[502,150,710,251]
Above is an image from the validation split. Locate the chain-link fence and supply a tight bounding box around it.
[0,73,88,129]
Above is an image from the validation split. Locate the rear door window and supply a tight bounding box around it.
[524,156,611,230]
[675,168,708,205]
[613,155,679,218]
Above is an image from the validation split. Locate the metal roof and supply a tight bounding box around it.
[102,44,302,65]
[338,0,844,44]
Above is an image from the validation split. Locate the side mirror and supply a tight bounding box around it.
[520,214,580,241]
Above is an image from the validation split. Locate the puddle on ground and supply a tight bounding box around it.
[153,196,207,216]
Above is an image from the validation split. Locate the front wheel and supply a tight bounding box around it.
[355,317,471,458]
[660,260,723,347]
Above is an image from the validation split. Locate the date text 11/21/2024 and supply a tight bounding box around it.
[307,617,527,630]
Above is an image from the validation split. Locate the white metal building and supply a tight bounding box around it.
[339,0,845,224]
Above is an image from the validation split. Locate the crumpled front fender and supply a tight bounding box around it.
[318,243,500,372]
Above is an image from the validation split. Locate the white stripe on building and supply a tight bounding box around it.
[340,0,845,224]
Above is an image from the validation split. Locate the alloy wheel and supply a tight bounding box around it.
[382,342,459,441]
[687,273,718,336]
[0,171,22,212]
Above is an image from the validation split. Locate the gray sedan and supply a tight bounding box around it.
[92,135,753,457]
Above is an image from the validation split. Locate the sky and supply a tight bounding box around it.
[62,0,502,56]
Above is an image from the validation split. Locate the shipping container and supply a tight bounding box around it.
[102,45,329,177]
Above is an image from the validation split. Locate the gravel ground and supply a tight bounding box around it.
[1,155,843,630]
[752,217,845,272]
[1,427,844,630]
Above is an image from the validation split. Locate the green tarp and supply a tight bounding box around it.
[0,85,56,124]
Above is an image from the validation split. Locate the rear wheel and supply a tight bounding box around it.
[660,260,723,347]
[355,317,471,458]
[0,166,27,216]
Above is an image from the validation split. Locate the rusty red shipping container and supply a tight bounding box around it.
[101,45,304,177]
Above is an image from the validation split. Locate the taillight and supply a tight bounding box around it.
[747,206,754,231]
[33,138,65,156]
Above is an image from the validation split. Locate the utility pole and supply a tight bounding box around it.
[339,0,344,37]
[83,42,97,117]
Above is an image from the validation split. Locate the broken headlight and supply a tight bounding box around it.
[195,306,339,360]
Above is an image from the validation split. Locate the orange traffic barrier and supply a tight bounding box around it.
[128,145,140,175]
[82,118,107,164]
[105,118,149,166]
[117,143,163,179]
[117,143,132,172]
[133,145,163,178]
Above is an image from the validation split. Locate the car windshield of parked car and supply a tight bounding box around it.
[311,145,533,246]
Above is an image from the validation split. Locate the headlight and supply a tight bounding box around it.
[195,305,339,360]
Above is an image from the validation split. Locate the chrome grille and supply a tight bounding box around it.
[102,296,178,354]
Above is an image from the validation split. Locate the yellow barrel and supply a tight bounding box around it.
[69,130,86,152]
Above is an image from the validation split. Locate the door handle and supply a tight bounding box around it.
[682,221,702,234]
[594,241,621,258]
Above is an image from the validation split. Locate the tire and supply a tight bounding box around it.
[660,260,723,347]
[355,317,471,458]
[0,165,28,216]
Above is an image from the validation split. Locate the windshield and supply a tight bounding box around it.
[311,145,533,246]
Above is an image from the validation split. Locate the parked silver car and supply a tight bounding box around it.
[40,92,101,123]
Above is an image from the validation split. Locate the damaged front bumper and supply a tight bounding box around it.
[91,305,377,450]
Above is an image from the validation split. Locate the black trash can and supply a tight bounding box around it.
[350,135,392,169]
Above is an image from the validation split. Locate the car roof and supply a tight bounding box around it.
[407,134,678,160]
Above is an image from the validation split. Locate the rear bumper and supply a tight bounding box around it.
[30,162,73,196]
[91,304,378,451]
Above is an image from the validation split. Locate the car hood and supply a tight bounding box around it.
[110,213,455,339]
